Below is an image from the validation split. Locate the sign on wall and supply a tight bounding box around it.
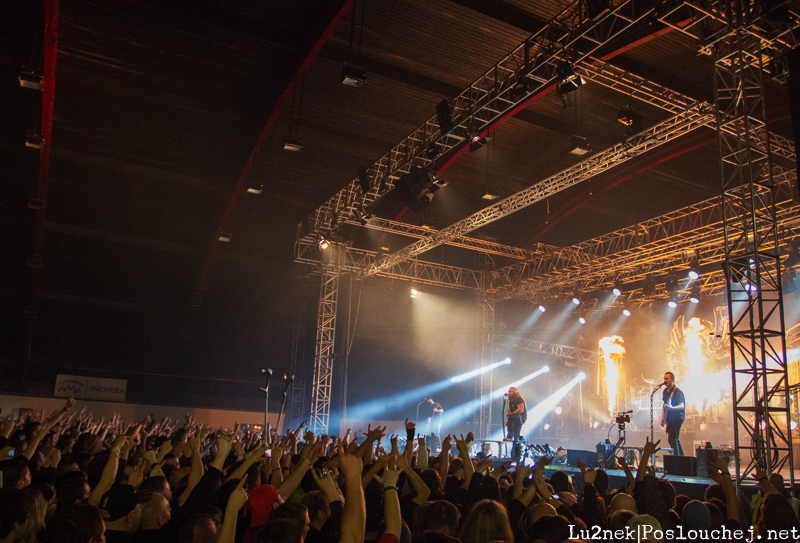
[54,375,127,402]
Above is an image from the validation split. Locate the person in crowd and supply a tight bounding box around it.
[4,396,798,543]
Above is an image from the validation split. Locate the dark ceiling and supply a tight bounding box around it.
[0,0,796,409]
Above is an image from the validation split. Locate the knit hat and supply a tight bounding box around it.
[100,484,139,521]
[681,500,711,531]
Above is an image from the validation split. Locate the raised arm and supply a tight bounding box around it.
[178,435,207,506]
[339,443,366,543]
[88,435,128,506]
[21,398,73,459]
[455,435,474,490]
[217,477,249,543]
[397,454,430,504]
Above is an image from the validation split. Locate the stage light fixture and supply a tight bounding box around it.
[283,135,303,151]
[572,297,581,305]
[543,423,550,430]
[690,296,700,304]
[592,421,600,429]
[420,215,434,229]
[568,135,592,156]
[481,185,499,200]
[688,270,699,280]
[218,230,233,243]
[555,61,584,94]
[538,305,546,313]
[612,288,622,296]
[19,69,43,90]
[578,372,586,379]
[617,104,636,126]
[623,309,631,316]
[554,406,563,415]
[410,286,418,298]
[319,237,329,250]
[668,301,678,308]
[25,133,43,149]
[341,62,366,87]
[792,421,798,430]
[579,317,586,324]
[246,183,263,195]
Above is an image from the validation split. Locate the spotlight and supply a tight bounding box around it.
[538,305,546,313]
[688,270,700,280]
[579,317,586,324]
[246,183,263,195]
[543,423,551,430]
[668,301,678,308]
[568,135,592,156]
[283,135,303,151]
[690,297,700,304]
[617,105,637,126]
[18,69,43,90]
[791,421,797,431]
[410,287,418,298]
[623,309,631,316]
[25,133,43,149]
[319,237,329,250]
[554,406,563,415]
[341,62,367,88]
[592,421,600,429]
[578,372,586,379]
[481,185,499,200]
[555,61,584,94]
[572,298,580,305]
[420,215,434,229]
[218,230,233,243]
[612,288,621,296]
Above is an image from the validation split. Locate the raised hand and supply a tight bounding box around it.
[405,418,415,431]
[441,435,452,454]
[642,437,661,458]
[126,458,147,488]
[227,477,249,512]
[583,464,597,485]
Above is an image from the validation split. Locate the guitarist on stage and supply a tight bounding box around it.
[506,387,527,441]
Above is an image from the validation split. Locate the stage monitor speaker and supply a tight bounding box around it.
[664,455,697,477]
[567,449,597,467]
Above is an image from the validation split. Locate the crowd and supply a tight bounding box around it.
[1,398,799,543]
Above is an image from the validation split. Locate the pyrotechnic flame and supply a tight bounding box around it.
[600,336,626,418]
[680,317,729,410]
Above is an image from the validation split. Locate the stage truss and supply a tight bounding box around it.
[291,0,798,481]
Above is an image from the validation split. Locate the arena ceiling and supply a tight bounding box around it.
[0,0,797,406]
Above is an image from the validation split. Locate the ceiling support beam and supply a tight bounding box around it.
[193,0,353,304]
[23,0,59,386]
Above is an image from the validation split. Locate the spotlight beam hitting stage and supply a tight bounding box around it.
[438,367,549,431]
[525,372,587,436]
[344,359,512,422]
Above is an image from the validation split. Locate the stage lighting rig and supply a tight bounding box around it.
[481,184,499,200]
[567,135,592,156]
[246,182,263,195]
[18,69,43,90]
[283,135,303,151]
[341,62,366,88]
[617,104,643,137]
[556,61,584,95]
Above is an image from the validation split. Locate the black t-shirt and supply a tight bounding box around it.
[662,386,686,422]
[509,395,526,422]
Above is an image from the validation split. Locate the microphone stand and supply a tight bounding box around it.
[416,399,427,426]
[260,369,272,443]
[502,395,508,439]
[650,383,664,467]
[277,374,293,434]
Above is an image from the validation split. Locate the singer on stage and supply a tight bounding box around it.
[661,371,685,456]
[506,387,527,441]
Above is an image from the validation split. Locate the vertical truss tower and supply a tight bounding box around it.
[311,268,340,435]
[286,274,310,430]
[715,17,794,482]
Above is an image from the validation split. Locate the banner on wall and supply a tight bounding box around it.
[54,375,127,402]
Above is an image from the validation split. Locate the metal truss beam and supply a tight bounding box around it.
[477,295,495,439]
[714,28,793,484]
[296,239,484,291]
[493,166,798,302]
[301,0,659,241]
[311,269,339,435]
[351,217,560,261]
[365,106,714,277]
[495,334,598,364]
[287,277,311,430]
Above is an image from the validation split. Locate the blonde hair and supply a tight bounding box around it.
[20,487,48,543]
[459,500,513,543]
